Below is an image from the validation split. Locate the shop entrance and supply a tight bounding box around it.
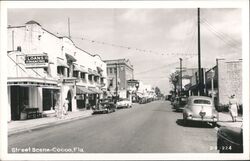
[67,90,72,111]
[10,86,29,120]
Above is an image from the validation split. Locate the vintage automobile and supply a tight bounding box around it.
[173,96,188,112]
[217,126,243,153]
[92,99,116,114]
[116,98,132,109]
[183,96,217,126]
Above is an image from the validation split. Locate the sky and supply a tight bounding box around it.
[7,8,242,94]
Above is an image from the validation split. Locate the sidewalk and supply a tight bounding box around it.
[8,110,93,136]
[216,112,243,128]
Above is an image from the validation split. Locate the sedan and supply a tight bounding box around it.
[116,98,132,109]
[93,100,116,114]
[217,126,243,153]
[183,96,217,126]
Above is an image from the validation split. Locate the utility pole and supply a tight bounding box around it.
[179,58,182,96]
[197,8,202,96]
[115,62,118,102]
[12,30,14,51]
[68,17,71,39]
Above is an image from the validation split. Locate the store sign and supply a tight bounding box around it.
[25,54,49,68]
[62,78,77,85]
[76,95,84,100]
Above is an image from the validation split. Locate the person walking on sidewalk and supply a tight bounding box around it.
[63,98,69,116]
[228,94,238,122]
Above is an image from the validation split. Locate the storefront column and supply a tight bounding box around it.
[7,86,11,122]
[85,94,89,109]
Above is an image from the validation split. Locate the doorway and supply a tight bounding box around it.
[67,90,72,111]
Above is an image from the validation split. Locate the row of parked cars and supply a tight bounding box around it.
[170,95,243,153]
[92,98,132,114]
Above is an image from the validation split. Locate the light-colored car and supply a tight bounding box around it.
[183,96,217,126]
[116,98,132,109]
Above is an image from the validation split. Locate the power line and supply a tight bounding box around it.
[200,18,241,51]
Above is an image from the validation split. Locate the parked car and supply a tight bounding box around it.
[116,98,132,109]
[183,96,217,126]
[93,99,116,114]
[173,96,188,112]
[217,126,243,153]
[139,97,147,104]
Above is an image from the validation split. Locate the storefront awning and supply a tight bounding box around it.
[65,53,76,62]
[88,68,94,75]
[93,70,99,76]
[97,66,103,72]
[8,77,58,87]
[73,64,81,72]
[88,87,103,94]
[76,86,94,94]
[80,66,88,73]
[57,58,69,68]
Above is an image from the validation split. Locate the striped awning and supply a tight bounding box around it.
[76,86,94,94]
[57,58,69,68]
[88,87,103,94]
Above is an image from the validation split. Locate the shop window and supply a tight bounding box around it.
[81,73,85,80]
[109,68,113,74]
[57,66,64,76]
[88,75,92,81]
[73,71,78,78]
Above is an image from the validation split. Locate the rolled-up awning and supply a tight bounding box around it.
[57,58,69,68]
[88,87,103,94]
[76,86,94,94]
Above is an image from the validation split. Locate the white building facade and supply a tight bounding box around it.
[7,20,107,121]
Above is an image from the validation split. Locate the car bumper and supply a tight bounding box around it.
[187,116,217,122]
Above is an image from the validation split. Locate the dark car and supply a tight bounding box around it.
[93,99,116,114]
[173,96,188,112]
[217,126,243,153]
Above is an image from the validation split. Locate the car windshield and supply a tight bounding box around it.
[193,99,211,105]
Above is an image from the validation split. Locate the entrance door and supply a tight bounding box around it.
[67,90,72,111]
[10,86,29,120]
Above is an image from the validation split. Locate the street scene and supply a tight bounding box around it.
[5,3,246,157]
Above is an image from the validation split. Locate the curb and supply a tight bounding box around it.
[8,113,93,136]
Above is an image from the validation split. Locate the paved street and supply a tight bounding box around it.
[9,100,218,153]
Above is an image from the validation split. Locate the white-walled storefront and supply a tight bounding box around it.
[7,20,107,121]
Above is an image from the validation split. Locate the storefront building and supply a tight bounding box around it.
[104,59,134,98]
[7,20,107,121]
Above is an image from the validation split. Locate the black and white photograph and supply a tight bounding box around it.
[0,0,249,160]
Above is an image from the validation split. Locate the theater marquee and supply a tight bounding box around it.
[25,54,49,68]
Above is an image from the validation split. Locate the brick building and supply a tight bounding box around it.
[206,59,242,106]
[104,59,134,98]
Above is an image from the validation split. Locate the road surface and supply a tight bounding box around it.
[9,100,218,153]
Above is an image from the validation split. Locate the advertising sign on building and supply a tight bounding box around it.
[63,78,77,85]
[25,54,49,68]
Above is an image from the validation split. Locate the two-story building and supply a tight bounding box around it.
[104,59,134,98]
[205,59,242,107]
[7,20,107,121]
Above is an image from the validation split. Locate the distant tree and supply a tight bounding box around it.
[169,71,180,96]
[155,86,161,96]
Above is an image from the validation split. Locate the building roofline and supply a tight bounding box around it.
[8,20,106,63]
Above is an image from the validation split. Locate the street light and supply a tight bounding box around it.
[210,69,215,103]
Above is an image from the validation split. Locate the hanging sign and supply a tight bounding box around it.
[25,54,49,68]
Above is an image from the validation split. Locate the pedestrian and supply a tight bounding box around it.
[63,98,69,116]
[228,94,238,122]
